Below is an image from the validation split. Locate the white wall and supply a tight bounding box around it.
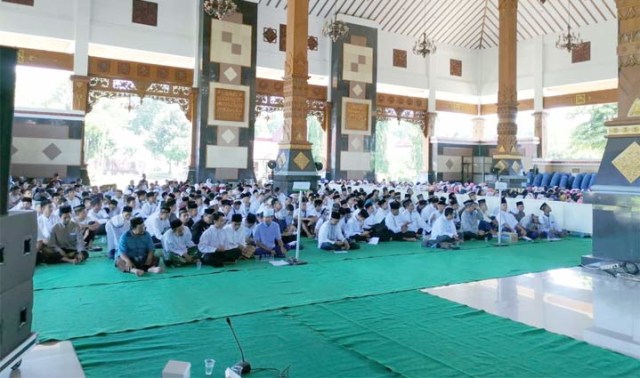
[479,20,618,97]
[0,0,75,41]
[90,0,196,59]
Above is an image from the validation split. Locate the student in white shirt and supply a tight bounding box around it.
[139,192,159,219]
[106,206,132,259]
[423,207,461,249]
[345,209,371,242]
[144,206,171,246]
[384,201,418,241]
[401,200,427,235]
[318,212,357,251]
[162,219,199,266]
[224,213,255,259]
[198,212,241,267]
[539,202,567,240]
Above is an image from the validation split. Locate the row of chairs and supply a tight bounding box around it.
[526,172,597,190]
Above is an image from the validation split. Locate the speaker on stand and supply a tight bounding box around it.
[0,47,38,374]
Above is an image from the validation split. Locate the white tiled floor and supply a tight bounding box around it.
[423,267,640,360]
[0,341,84,378]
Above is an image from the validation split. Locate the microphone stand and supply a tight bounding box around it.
[288,189,307,265]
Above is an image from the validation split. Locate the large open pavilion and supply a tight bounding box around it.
[1,0,640,377]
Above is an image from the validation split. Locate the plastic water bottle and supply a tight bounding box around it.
[196,259,202,270]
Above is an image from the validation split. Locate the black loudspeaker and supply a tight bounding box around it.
[0,47,17,215]
[0,47,37,372]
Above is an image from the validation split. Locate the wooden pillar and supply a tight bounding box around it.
[586,0,640,264]
[493,0,523,175]
[71,74,91,184]
[187,87,199,183]
[323,101,333,172]
[273,0,318,192]
[421,112,437,181]
[532,111,548,159]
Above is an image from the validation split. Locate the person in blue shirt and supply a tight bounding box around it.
[253,209,287,258]
[116,216,164,276]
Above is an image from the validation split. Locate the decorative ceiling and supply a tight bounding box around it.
[260,0,617,49]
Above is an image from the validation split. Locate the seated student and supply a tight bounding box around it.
[400,199,427,235]
[36,199,59,257]
[106,206,133,259]
[139,191,159,219]
[162,219,199,267]
[115,217,163,276]
[384,201,417,241]
[198,212,241,267]
[423,207,461,250]
[519,213,543,240]
[73,205,101,251]
[539,202,567,240]
[293,198,315,238]
[243,213,258,244]
[253,209,287,258]
[11,196,33,211]
[225,214,255,259]
[511,201,526,222]
[145,205,171,247]
[42,205,88,264]
[191,208,214,244]
[496,198,531,241]
[345,209,371,242]
[460,200,489,240]
[318,212,358,251]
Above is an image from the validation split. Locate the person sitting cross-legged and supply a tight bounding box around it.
[423,207,462,250]
[253,209,287,258]
[198,212,241,267]
[460,200,489,241]
[162,219,200,267]
[115,217,164,276]
[225,213,256,259]
[44,205,89,264]
[105,206,132,259]
[539,202,568,240]
[318,211,359,251]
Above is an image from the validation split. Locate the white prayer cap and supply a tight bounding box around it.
[263,209,274,217]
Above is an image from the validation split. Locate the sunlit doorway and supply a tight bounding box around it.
[84,97,191,188]
[374,118,424,182]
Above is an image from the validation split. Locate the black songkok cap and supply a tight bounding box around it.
[170,219,183,229]
[130,217,144,228]
[330,211,341,220]
[540,202,548,211]
[231,214,243,223]
[122,206,133,213]
[389,201,401,210]
[204,208,214,215]
[59,205,72,214]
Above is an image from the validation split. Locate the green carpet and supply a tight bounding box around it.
[34,238,591,341]
[73,311,398,378]
[282,291,640,377]
[70,289,640,378]
[34,238,431,291]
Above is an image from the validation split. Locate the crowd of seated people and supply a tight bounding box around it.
[5,174,577,270]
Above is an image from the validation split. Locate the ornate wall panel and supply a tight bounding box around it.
[329,23,378,181]
[198,2,258,181]
[11,112,83,179]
